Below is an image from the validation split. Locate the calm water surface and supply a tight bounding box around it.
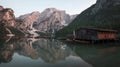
[0,38,120,67]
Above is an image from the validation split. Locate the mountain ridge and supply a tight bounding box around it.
[56,0,120,37]
[16,8,77,35]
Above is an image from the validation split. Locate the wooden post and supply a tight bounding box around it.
[73,30,76,39]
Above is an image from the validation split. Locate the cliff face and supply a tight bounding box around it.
[0,6,15,37]
[0,6,24,38]
[33,8,77,33]
[0,6,16,27]
[17,8,77,34]
[16,11,40,35]
[56,0,120,37]
[17,11,40,29]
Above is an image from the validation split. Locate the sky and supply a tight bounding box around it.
[0,0,96,17]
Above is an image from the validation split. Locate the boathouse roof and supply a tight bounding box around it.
[75,28,117,32]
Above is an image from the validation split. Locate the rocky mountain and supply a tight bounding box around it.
[16,8,77,36]
[0,6,24,38]
[16,11,40,35]
[0,6,16,27]
[33,8,77,33]
[56,0,120,37]
[92,0,120,13]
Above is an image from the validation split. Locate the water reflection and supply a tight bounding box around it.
[15,38,74,63]
[0,44,14,63]
[67,43,120,67]
[0,38,120,67]
[0,38,92,67]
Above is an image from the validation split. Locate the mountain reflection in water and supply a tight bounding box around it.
[0,38,120,67]
[0,38,92,67]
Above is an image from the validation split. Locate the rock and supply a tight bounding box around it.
[17,8,77,34]
[0,6,24,38]
[0,6,16,27]
[16,11,40,35]
[34,8,77,33]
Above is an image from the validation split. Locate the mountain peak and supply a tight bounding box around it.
[92,0,120,13]
[56,0,120,37]
[46,8,58,11]
[0,6,4,11]
[31,11,40,15]
[17,8,77,34]
[96,0,120,6]
[43,8,65,13]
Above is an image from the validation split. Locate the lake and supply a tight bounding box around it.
[0,38,120,67]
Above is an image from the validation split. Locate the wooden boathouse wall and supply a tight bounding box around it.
[73,28,117,41]
[98,31,116,40]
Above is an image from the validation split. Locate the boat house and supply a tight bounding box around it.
[72,28,117,41]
